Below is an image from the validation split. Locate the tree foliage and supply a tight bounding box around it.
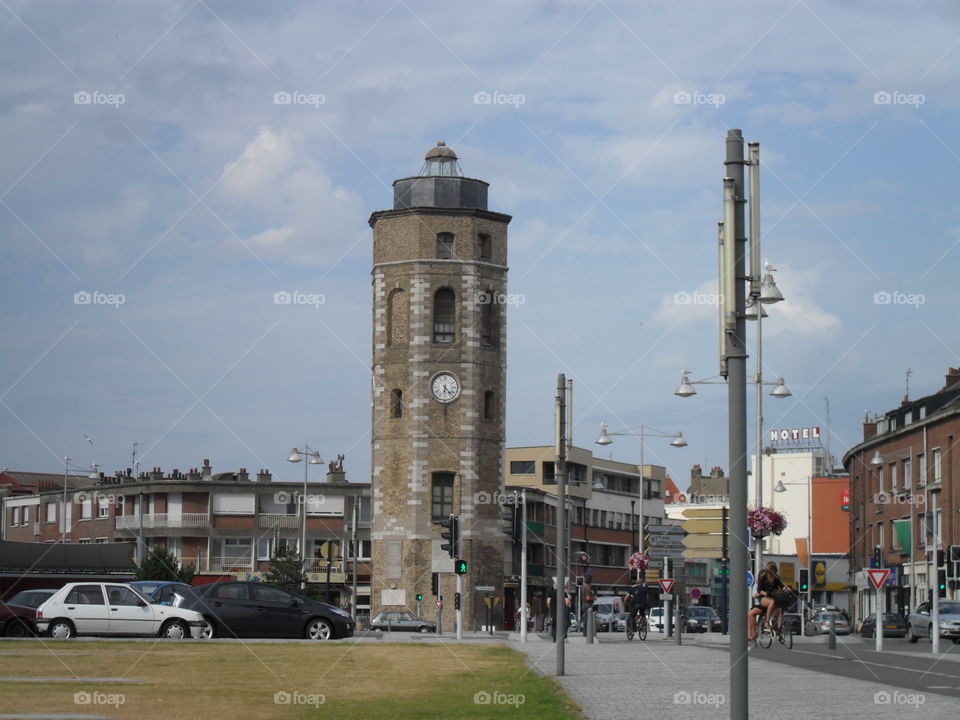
[134,545,195,583]
[264,546,307,592]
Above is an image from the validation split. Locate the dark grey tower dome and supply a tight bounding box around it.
[393,141,488,211]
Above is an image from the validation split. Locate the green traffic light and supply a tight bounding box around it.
[455,560,467,574]
[416,593,423,601]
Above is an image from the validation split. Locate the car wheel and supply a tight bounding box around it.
[5,620,31,638]
[906,624,918,643]
[418,626,430,633]
[305,618,333,641]
[48,619,75,639]
[199,617,217,640]
[159,619,189,640]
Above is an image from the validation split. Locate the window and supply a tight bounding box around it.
[213,583,249,600]
[510,461,535,475]
[917,453,926,488]
[108,586,143,606]
[95,537,108,544]
[98,496,109,518]
[433,288,455,343]
[78,538,91,544]
[66,585,105,605]
[46,503,56,523]
[390,388,403,419]
[80,497,92,520]
[253,584,294,603]
[483,390,495,422]
[22,507,30,524]
[431,472,455,522]
[436,232,454,259]
[889,464,897,493]
[903,458,912,492]
[933,448,942,483]
[878,522,884,550]
[877,466,884,494]
[387,288,408,346]
[478,233,491,260]
[358,539,372,560]
[480,290,495,346]
[11,507,19,526]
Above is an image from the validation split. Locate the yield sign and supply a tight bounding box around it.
[436,600,443,609]
[658,578,675,594]
[868,568,890,591]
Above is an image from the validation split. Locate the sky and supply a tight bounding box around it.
[1,0,958,488]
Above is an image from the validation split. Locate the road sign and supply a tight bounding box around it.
[868,568,890,590]
[680,508,724,519]
[436,600,442,608]
[658,578,675,594]
[689,588,702,599]
[746,571,754,587]
[683,534,726,550]
[682,548,724,560]
[659,593,673,601]
[683,518,725,534]
[474,585,495,591]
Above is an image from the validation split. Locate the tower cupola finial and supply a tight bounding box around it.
[420,140,462,177]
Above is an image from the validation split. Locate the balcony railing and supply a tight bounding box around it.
[207,556,255,572]
[258,514,300,529]
[115,513,209,530]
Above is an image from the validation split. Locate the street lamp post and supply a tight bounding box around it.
[594,423,687,559]
[774,476,813,615]
[287,445,323,590]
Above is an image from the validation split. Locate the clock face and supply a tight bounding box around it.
[431,372,461,403]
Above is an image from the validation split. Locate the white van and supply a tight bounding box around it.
[592,596,624,631]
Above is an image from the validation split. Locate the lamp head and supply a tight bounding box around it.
[287,448,303,463]
[774,480,787,493]
[769,377,792,398]
[870,451,884,466]
[674,370,697,398]
[308,451,323,465]
[759,262,785,304]
[595,423,613,446]
[670,432,688,448]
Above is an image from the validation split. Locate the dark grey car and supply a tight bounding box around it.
[369,610,436,632]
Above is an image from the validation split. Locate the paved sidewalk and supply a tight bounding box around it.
[510,633,959,719]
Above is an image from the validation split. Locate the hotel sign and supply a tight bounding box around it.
[769,427,821,443]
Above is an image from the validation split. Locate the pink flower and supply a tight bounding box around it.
[748,507,787,537]
[628,551,650,570]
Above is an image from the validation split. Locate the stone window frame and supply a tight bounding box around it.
[431,472,455,522]
[433,288,456,344]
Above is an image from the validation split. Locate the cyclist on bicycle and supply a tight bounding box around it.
[623,580,648,631]
[748,562,786,641]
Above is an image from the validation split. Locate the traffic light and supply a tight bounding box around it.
[440,514,460,559]
[455,592,461,610]
[454,559,467,575]
[431,572,439,596]
[798,568,809,593]
[938,569,947,597]
[416,593,423,602]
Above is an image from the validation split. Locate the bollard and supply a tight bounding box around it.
[676,609,683,645]
[828,612,837,650]
[586,608,595,644]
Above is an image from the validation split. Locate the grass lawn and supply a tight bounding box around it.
[0,639,582,719]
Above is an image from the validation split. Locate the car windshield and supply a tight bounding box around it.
[940,602,960,614]
[9,590,54,608]
[687,608,716,617]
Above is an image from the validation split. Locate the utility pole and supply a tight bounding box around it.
[555,373,568,676]
[520,488,528,643]
[723,129,749,720]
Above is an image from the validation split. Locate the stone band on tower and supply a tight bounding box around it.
[369,142,510,626]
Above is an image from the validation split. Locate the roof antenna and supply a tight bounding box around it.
[905,367,913,399]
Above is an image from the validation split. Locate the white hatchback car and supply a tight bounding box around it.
[36,582,207,639]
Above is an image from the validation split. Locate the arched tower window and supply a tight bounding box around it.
[387,288,408,346]
[478,233,491,260]
[483,391,495,422]
[480,289,496,347]
[437,232,454,259]
[390,389,403,419]
[433,288,456,343]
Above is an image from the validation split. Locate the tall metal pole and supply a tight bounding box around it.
[351,495,359,623]
[62,456,68,544]
[301,454,308,590]
[931,491,940,654]
[748,141,763,586]
[638,427,645,554]
[520,488,528,643]
[555,373,568,675]
[725,129,749,720]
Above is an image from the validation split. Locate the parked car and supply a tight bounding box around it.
[906,601,960,643]
[35,582,206,639]
[0,589,57,637]
[807,611,850,636]
[782,612,802,636]
[612,612,630,632]
[127,581,192,606]
[685,606,722,633]
[648,607,664,632]
[860,612,907,639]
[369,610,436,633]
[172,581,354,640]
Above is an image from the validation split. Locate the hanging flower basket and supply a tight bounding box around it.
[627,551,650,571]
[748,507,787,538]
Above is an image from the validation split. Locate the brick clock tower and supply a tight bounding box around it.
[369,142,510,628]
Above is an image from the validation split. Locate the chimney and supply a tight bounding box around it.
[201,459,212,480]
[150,466,163,481]
[187,467,201,482]
[256,469,272,483]
[946,367,960,389]
[237,468,249,483]
[863,420,877,441]
[326,468,347,484]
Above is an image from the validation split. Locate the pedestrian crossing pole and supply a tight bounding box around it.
[555,373,568,676]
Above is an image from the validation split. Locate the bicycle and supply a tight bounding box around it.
[754,611,792,649]
[625,607,648,641]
